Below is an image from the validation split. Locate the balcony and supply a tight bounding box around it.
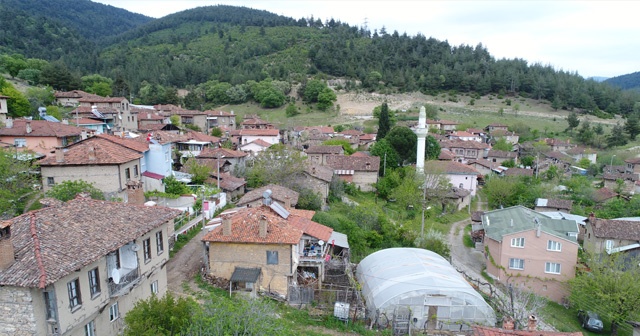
[108,268,140,297]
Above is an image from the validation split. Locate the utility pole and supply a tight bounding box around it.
[383,152,387,176]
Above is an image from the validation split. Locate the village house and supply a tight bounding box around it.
[602,171,637,194]
[447,131,483,142]
[236,184,298,208]
[624,157,640,177]
[77,96,135,132]
[207,171,246,201]
[534,198,573,213]
[39,136,144,201]
[137,110,166,130]
[70,117,109,135]
[0,194,181,336]
[486,150,518,165]
[204,110,236,129]
[239,138,272,156]
[358,133,376,149]
[439,139,491,164]
[325,155,380,192]
[565,146,596,164]
[467,158,505,177]
[292,164,334,205]
[0,118,88,157]
[424,160,480,197]
[53,90,100,107]
[545,138,575,152]
[481,206,579,302]
[503,167,534,177]
[196,147,247,175]
[240,116,275,130]
[583,214,640,257]
[237,128,281,147]
[489,129,520,145]
[305,145,344,165]
[485,123,509,133]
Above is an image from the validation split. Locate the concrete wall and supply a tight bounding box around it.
[208,242,295,296]
[0,135,62,157]
[352,171,378,192]
[146,143,172,177]
[242,134,280,145]
[293,174,329,204]
[448,174,478,196]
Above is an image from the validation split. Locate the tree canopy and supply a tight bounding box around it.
[45,180,105,202]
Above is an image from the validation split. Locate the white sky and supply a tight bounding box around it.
[94,0,640,78]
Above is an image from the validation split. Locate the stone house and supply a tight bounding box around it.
[486,150,518,165]
[624,157,640,176]
[54,90,100,107]
[325,155,380,192]
[39,136,144,201]
[482,206,580,302]
[602,171,637,194]
[0,119,88,157]
[137,111,165,130]
[196,147,247,175]
[583,214,640,256]
[305,145,344,165]
[0,194,181,336]
[240,116,275,129]
[484,123,509,133]
[467,159,505,177]
[545,138,575,152]
[503,167,534,177]
[293,165,334,204]
[565,146,596,164]
[489,129,520,145]
[236,184,299,208]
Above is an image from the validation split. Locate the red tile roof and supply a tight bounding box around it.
[202,206,303,245]
[504,167,534,177]
[326,155,380,171]
[39,136,142,166]
[306,145,344,155]
[0,196,181,288]
[236,184,299,207]
[204,110,235,117]
[288,215,332,241]
[198,147,247,159]
[0,119,85,138]
[593,187,618,203]
[340,129,363,136]
[242,139,272,148]
[239,129,279,136]
[351,151,370,157]
[424,160,480,175]
[96,133,149,152]
[77,96,127,103]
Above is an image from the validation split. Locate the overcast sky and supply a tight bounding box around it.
[94,0,640,79]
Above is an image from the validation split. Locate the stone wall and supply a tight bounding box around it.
[0,286,37,335]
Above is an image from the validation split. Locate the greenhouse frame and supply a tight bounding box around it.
[356,248,496,331]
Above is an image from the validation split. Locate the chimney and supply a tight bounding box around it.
[126,180,145,205]
[259,215,268,238]
[222,215,232,236]
[589,213,600,229]
[527,315,538,331]
[25,121,32,134]
[5,118,12,128]
[81,130,87,140]
[502,317,515,331]
[55,147,64,163]
[0,227,15,270]
[88,146,96,161]
[147,113,151,119]
[263,189,272,206]
[61,119,69,125]
[284,196,291,209]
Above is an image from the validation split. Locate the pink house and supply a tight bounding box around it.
[482,206,580,302]
[0,119,88,157]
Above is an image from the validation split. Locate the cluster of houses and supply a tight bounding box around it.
[1,90,640,335]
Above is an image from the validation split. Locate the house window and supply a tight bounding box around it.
[605,240,614,251]
[545,262,561,274]
[88,268,101,298]
[150,280,158,294]
[134,165,139,177]
[44,290,57,320]
[510,237,525,248]
[14,138,26,147]
[509,258,525,270]
[47,177,55,186]
[85,320,96,336]
[547,240,562,252]
[109,302,119,321]
[143,238,151,262]
[156,231,164,255]
[67,278,82,310]
[266,251,279,265]
[125,168,131,180]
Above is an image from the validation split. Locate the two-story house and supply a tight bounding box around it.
[485,123,509,133]
[239,139,272,157]
[486,150,518,165]
[292,165,334,205]
[447,131,483,142]
[77,97,135,132]
[0,194,181,336]
[424,160,480,197]
[240,116,275,130]
[583,214,640,256]
[39,136,144,201]
[196,147,247,175]
[0,119,88,157]
[204,110,236,129]
[325,155,380,192]
[237,129,281,147]
[305,145,344,165]
[54,90,100,107]
[482,206,579,302]
[236,184,299,208]
[439,139,491,164]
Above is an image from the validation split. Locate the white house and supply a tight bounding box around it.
[424,160,480,196]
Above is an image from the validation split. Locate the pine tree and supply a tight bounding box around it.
[624,113,640,140]
[377,102,391,139]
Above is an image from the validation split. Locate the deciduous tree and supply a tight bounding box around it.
[45,180,105,202]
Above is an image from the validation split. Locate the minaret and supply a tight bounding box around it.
[415,106,428,174]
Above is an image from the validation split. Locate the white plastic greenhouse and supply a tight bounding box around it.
[356,248,496,331]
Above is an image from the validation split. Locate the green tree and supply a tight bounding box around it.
[607,123,628,148]
[569,254,640,336]
[0,148,39,217]
[316,87,337,111]
[245,145,306,188]
[26,86,55,115]
[39,61,80,91]
[163,176,191,196]
[295,188,322,211]
[285,103,298,117]
[483,176,519,208]
[124,293,197,336]
[301,79,327,103]
[370,139,400,176]
[576,120,595,145]
[210,127,223,137]
[425,135,441,160]
[414,229,450,259]
[566,111,580,134]
[45,180,105,202]
[169,115,181,126]
[385,126,417,164]
[322,138,354,155]
[501,159,516,168]
[492,138,513,151]
[184,159,212,185]
[1,84,31,118]
[377,102,391,139]
[624,113,640,141]
[81,74,113,94]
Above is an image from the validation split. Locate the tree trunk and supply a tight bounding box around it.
[611,321,618,336]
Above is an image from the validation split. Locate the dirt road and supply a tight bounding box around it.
[166,228,208,297]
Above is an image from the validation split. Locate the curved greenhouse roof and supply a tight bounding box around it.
[356,248,495,327]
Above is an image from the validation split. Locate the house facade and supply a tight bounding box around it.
[439,139,491,164]
[486,150,518,165]
[236,184,299,208]
[0,119,87,157]
[424,160,480,196]
[0,195,181,336]
[238,129,280,146]
[77,97,134,132]
[482,206,579,302]
[204,110,236,130]
[305,145,344,165]
[583,214,640,256]
[325,155,380,192]
[39,137,144,201]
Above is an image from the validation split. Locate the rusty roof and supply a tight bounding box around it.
[0,196,181,288]
[201,206,303,245]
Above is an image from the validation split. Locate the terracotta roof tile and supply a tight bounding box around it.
[78,96,127,103]
[487,150,517,159]
[39,136,142,166]
[305,164,334,182]
[201,206,303,245]
[593,187,618,203]
[306,145,344,154]
[96,133,149,152]
[326,155,380,171]
[0,196,181,288]
[288,215,332,241]
[424,160,480,175]
[0,119,85,138]
[237,184,299,207]
[239,129,279,136]
[198,147,247,159]
[503,167,534,177]
[351,152,370,157]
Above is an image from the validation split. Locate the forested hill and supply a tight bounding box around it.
[605,72,640,91]
[0,0,152,40]
[0,3,637,116]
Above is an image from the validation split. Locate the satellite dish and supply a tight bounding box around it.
[130,244,140,252]
[111,268,121,284]
[318,240,325,246]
